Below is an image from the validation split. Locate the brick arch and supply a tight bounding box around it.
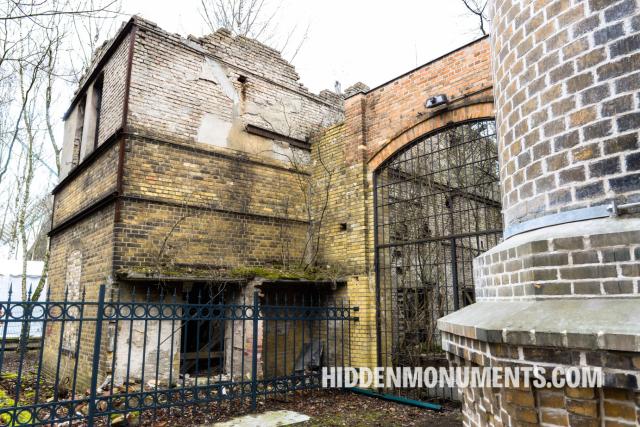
[367,101,494,171]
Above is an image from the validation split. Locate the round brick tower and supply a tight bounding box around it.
[439,0,640,425]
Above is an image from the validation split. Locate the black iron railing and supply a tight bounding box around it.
[0,284,358,426]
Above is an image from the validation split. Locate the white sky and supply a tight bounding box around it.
[121,0,485,94]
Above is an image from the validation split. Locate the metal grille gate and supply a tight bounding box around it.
[373,119,502,401]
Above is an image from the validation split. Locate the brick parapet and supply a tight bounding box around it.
[351,37,493,169]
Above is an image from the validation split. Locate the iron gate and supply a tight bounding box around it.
[373,119,502,401]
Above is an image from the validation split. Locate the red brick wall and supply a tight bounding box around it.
[343,37,494,169]
[330,35,495,289]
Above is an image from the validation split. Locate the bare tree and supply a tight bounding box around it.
[253,100,341,275]
[0,0,122,345]
[461,0,490,36]
[0,0,120,184]
[199,0,309,61]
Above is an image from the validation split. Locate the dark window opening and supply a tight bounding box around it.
[73,95,86,167]
[92,75,104,150]
[180,283,226,376]
[462,286,475,306]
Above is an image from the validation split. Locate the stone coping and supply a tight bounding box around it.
[484,216,640,256]
[437,298,640,352]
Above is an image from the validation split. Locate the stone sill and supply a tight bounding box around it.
[437,298,640,352]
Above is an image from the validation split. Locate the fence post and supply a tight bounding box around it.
[250,290,259,411]
[87,285,106,427]
[450,237,459,310]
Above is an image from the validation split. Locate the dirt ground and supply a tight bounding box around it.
[257,390,463,427]
[0,352,462,426]
[157,390,463,426]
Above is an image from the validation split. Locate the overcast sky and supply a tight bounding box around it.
[121,1,486,94]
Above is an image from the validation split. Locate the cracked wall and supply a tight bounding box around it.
[114,19,343,277]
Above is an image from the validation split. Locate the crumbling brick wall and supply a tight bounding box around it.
[48,16,344,387]
[113,19,343,278]
[52,15,345,289]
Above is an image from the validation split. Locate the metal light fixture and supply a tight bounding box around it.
[425,94,448,108]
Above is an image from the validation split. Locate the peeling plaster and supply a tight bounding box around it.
[244,96,303,138]
[195,56,309,165]
[197,113,233,147]
[200,57,239,104]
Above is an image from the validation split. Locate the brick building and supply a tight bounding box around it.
[49,0,640,421]
[48,16,344,386]
[48,14,496,391]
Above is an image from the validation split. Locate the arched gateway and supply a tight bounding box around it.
[373,119,502,400]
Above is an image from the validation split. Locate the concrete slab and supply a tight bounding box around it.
[438,298,640,351]
[209,410,310,427]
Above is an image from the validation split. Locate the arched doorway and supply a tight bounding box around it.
[373,119,502,400]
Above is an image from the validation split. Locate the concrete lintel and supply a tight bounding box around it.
[437,298,640,352]
[118,272,246,284]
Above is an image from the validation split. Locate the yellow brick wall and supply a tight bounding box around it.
[341,276,377,370]
[312,123,371,276]
[52,140,119,226]
[44,204,116,388]
[312,121,378,370]
[114,134,312,276]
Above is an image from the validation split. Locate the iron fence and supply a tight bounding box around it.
[0,284,358,426]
